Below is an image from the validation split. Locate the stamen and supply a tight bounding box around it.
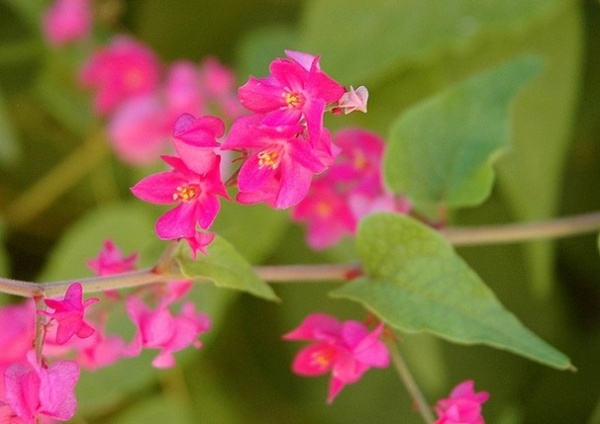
[257,148,282,170]
[173,185,198,202]
[283,91,303,109]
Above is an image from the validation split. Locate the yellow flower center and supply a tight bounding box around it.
[353,149,368,171]
[311,347,335,369]
[283,91,303,109]
[316,201,332,218]
[257,148,282,170]
[173,185,198,202]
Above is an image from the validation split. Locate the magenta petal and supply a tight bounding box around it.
[327,376,346,404]
[291,343,334,376]
[172,139,218,175]
[155,203,197,239]
[39,360,80,420]
[238,76,286,112]
[54,313,82,344]
[4,362,38,422]
[339,321,370,349]
[172,113,224,145]
[303,98,326,143]
[269,59,307,92]
[196,195,221,230]
[283,313,341,341]
[131,171,184,204]
[237,154,278,192]
[275,161,313,209]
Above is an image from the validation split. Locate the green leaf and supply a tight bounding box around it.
[330,213,573,370]
[299,0,565,83]
[384,56,542,213]
[176,236,277,301]
[213,200,289,264]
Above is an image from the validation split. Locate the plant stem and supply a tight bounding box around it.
[1,210,600,298]
[387,339,435,424]
[443,210,600,246]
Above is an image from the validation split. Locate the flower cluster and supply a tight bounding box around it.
[129,50,367,253]
[220,50,348,209]
[34,3,492,421]
[79,36,242,165]
[292,128,412,249]
[0,241,212,422]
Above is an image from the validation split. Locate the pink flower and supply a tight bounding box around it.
[171,113,225,175]
[74,325,126,371]
[39,283,99,345]
[131,154,228,239]
[164,61,204,126]
[291,180,356,249]
[198,57,244,119]
[42,0,91,46]
[125,296,211,368]
[435,380,489,424]
[87,240,138,276]
[222,114,328,209]
[336,86,368,115]
[283,313,389,403]
[0,302,35,366]
[107,94,168,165]
[238,51,345,143]
[3,350,79,423]
[291,128,412,249]
[79,36,160,114]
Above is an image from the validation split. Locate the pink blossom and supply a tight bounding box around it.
[125,296,211,368]
[3,350,79,423]
[283,313,389,403]
[74,325,126,371]
[42,0,91,46]
[131,154,228,239]
[107,94,169,165]
[171,113,225,175]
[291,180,356,249]
[292,128,412,249]
[336,86,369,115]
[221,114,328,209]
[87,240,138,276]
[198,57,244,119]
[238,51,345,143]
[0,302,35,366]
[164,61,204,126]
[39,283,99,345]
[435,380,489,424]
[79,36,160,114]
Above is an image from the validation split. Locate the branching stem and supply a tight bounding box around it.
[0,210,599,297]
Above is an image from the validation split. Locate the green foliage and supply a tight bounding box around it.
[176,236,278,301]
[331,213,572,370]
[384,56,542,214]
[299,0,565,83]
[0,88,19,165]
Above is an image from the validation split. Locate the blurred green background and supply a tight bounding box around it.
[1,0,600,422]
